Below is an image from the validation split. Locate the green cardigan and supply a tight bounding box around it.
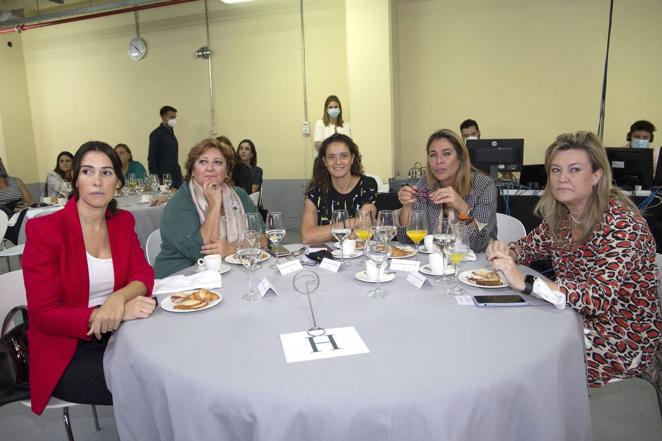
[126,160,147,180]
[154,181,263,278]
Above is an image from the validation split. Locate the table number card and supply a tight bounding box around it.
[257,278,279,297]
[280,326,370,363]
[389,259,420,272]
[406,271,427,289]
[277,259,303,276]
[319,258,341,273]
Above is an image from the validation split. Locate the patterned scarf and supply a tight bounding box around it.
[189,180,246,243]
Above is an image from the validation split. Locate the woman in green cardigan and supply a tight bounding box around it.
[115,143,147,181]
[154,138,264,278]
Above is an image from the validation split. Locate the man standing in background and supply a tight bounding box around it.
[148,105,182,189]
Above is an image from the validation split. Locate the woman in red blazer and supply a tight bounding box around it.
[23,141,156,415]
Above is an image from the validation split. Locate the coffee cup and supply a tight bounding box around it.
[159,184,168,193]
[423,234,436,252]
[197,254,222,271]
[429,252,445,274]
[140,194,152,204]
[365,260,386,281]
[41,196,52,204]
[342,239,356,257]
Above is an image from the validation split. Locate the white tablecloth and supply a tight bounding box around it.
[104,254,591,441]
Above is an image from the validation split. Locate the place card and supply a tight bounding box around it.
[319,258,341,273]
[257,278,278,297]
[277,259,303,275]
[389,259,420,272]
[455,295,474,306]
[406,271,427,289]
[280,326,370,363]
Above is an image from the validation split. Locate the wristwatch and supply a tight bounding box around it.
[521,274,536,295]
[457,205,473,222]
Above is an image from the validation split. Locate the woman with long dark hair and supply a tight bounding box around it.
[237,139,263,194]
[301,133,377,243]
[45,151,74,198]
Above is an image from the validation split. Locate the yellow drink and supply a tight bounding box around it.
[406,230,427,244]
[355,229,373,241]
[446,251,466,265]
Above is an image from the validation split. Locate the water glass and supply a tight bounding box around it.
[331,209,351,267]
[237,230,262,302]
[365,240,390,298]
[266,212,286,268]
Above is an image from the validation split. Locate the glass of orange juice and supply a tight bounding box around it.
[406,209,428,260]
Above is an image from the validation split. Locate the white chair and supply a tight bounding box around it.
[0,210,8,242]
[145,229,162,267]
[0,243,25,272]
[0,269,102,440]
[496,213,526,244]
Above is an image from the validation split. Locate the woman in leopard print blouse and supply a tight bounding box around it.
[487,131,661,387]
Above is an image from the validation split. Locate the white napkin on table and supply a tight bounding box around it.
[153,270,222,295]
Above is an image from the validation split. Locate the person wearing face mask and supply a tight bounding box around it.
[313,95,352,156]
[625,120,658,178]
[459,119,481,142]
[148,105,183,189]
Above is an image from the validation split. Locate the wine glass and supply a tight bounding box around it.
[163,173,173,189]
[354,208,374,263]
[365,239,391,298]
[237,230,262,302]
[331,209,351,267]
[406,209,428,260]
[149,174,160,192]
[445,223,469,296]
[432,218,455,284]
[135,179,144,196]
[375,210,398,243]
[266,212,286,268]
[58,181,71,199]
[244,212,263,234]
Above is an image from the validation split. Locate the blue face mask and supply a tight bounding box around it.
[631,138,650,149]
[327,108,340,119]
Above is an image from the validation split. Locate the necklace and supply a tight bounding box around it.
[569,213,584,225]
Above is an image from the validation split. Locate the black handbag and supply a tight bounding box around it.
[0,306,30,406]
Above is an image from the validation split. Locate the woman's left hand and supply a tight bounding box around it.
[201,239,236,256]
[429,187,469,212]
[87,293,125,340]
[488,250,526,291]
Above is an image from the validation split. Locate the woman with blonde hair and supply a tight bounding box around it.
[155,138,263,277]
[487,131,661,387]
[397,129,498,251]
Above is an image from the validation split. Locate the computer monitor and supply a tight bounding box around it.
[605,147,654,190]
[466,139,524,180]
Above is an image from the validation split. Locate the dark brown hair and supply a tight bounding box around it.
[72,141,124,214]
[184,138,235,184]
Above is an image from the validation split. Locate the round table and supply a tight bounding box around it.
[104,252,591,441]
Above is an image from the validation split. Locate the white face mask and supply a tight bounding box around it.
[327,108,340,119]
[464,136,479,141]
[631,138,649,149]
[167,118,177,128]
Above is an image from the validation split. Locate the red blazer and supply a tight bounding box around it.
[22,198,154,415]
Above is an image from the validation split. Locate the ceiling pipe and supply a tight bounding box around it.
[0,0,199,34]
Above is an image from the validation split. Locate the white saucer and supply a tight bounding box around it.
[354,271,396,283]
[196,264,232,275]
[418,245,439,254]
[331,250,363,259]
[419,264,454,276]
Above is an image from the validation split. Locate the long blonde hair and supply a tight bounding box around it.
[535,131,637,243]
[425,129,472,197]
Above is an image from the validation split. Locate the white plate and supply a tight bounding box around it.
[225,252,270,265]
[331,250,363,259]
[160,290,223,313]
[418,245,438,254]
[196,264,232,275]
[389,246,416,259]
[419,264,454,276]
[458,270,508,289]
[354,271,396,283]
